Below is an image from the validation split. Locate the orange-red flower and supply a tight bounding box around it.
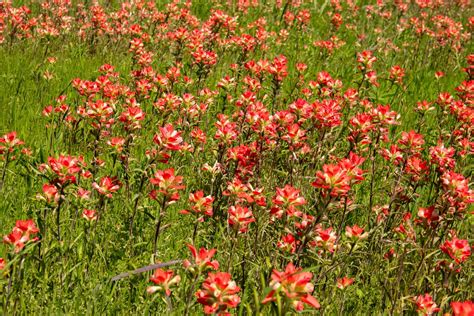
[440,236,471,264]
[149,168,185,203]
[3,220,39,253]
[0,131,24,154]
[414,294,439,315]
[147,268,181,296]
[272,185,306,217]
[262,262,320,311]
[451,301,474,316]
[180,191,214,220]
[228,205,255,233]
[183,244,219,273]
[82,209,97,221]
[196,272,240,315]
[92,176,121,198]
[312,164,351,197]
[41,155,84,184]
[345,225,368,240]
[153,123,183,151]
[336,277,354,289]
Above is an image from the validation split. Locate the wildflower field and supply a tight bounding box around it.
[0,0,473,314]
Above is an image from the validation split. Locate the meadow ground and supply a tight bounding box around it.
[0,0,473,314]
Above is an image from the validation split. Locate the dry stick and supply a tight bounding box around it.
[226,229,239,272]
[111,260,182,282]
[192,221,199,244]
[382,158,408,235]
[368,132,381,227]
[337,196,349,238]
[153,197,168,256]
[183,275,200,316]
[409,228,436,292]
[55,186,65,240]
[390,245,407,315]
[129,171,147,236]
[0,151,10,191]
[129,156,158,236]
[122,135,134,200]
[295,197,330,266]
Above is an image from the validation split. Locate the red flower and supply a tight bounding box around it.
[180,191,214,220]
[92,176,121,198]
[430,143,456,172]
[441,171,473,210]
[77,188,91,200]
[365,71,380,87]
[282,123,306,147]
[83,99,114,122]
[196,272,240,315]
[440,236,471,264]
[336,277,354,289]
[223,178,253,204]
[153,124,183,151]
[119,105,145,130]
[357,50,377,71]
[183,244,219,273]
[268,55,288,81]
[416,100,435,112]
[147,269,181,296]
[339,152,366,182]
[154,93,182,112]
[451,301,474,316]
[313,226,338,253]
[384,248,396,260]
[277,234,298,253]
[192,48,218,66]
[3,220,39,253]
[41,155,83,184]
[416,206,440,227]
[82,209,97,221]
[262,262,320,311]
[370,104,399,126]
[15,220,40,235]
[228,205,255,233]
[398,130,425,153]
[390,65,405,84]
[345,225,368,240]
[312,164,351,197]
[273,185,306,216]
[214,114,238,144]
[107,137,126,153]
[312,99,342,128]
[414,294,440,315]
[149,168,185,203]
[0,131,24,154]
[405,156,429,182]
[191,128,207,144]
[3,230,30,253]
[38,183,60,203]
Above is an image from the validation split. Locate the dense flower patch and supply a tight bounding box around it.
[0,0,472,314]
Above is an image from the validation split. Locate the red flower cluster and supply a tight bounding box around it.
[262,262,320,311]
[3,220,39,253]
[312,152,365,197]
[147,269,181,296]
[149,168,185,203]
[196,272,241,315]
[92,176,121,198]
